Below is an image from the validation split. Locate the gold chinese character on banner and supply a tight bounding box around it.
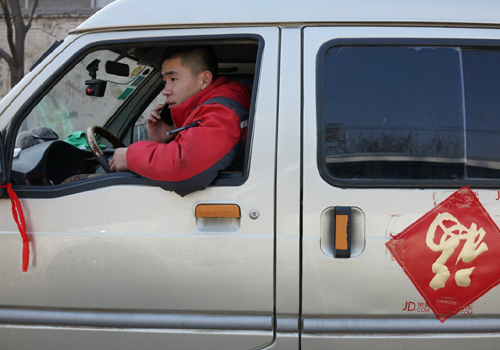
[426,212,488,291]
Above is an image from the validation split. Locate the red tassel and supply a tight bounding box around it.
[1,183,29,272]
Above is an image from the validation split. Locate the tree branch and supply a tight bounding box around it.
[26,0,40,29]
[8,0,26,32]
[1,0,18,62]
[0,48,13,67]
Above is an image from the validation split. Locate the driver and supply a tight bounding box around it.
[109,46,251,196]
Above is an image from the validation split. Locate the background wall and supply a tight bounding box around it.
[0,0,115,99]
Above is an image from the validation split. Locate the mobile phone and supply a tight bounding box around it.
[160,101,173,126]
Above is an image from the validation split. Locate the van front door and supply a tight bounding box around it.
[0,27,280,350]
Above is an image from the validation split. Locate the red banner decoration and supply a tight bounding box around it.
[386,186,500,322]
[0,183,29,272]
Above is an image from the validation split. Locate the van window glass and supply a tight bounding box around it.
[463,49,500,179]
[320,45,500,183]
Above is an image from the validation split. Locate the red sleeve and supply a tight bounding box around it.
[126,104,241,182]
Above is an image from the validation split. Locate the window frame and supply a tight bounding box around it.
[316,37,500,189]
[7,34,264,198]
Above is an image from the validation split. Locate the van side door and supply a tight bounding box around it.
[302,26,500,349]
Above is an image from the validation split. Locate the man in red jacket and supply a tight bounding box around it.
[110,46,251,196]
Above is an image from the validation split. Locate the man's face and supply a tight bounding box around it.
[160,57,204,108]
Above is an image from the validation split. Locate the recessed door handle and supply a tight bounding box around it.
[195,204,241,218]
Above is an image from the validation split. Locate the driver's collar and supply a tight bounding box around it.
[170,77,228,127]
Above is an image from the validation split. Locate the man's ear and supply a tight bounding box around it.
[200,70,213,89]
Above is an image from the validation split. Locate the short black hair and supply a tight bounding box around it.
[163,46,218,80]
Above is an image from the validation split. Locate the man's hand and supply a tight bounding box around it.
[110,147,129,172]
[148,104,176,143]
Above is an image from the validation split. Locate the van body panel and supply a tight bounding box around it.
[302,335,500,350]
[73,0,500,34]
[0,326,271,350]
[275,26,302,319]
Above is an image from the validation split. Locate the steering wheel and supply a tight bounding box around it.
[86,125,125,173]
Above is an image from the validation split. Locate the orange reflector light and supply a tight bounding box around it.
[195,204,241,218]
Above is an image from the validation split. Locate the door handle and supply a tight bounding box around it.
[334,207,351,258]
[320,206,365,259]
[195,204,241,233]
[195,204,241,218]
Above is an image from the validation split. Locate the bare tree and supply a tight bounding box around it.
[0,0,39,88]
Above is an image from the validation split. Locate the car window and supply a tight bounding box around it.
[10,40,259,193]
[319,45,500,184]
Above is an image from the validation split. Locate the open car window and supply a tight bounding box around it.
[10,39,259,193]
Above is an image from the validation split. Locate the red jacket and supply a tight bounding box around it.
[127,77,251,196]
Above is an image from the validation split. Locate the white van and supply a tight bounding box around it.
[2,0,500,348]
